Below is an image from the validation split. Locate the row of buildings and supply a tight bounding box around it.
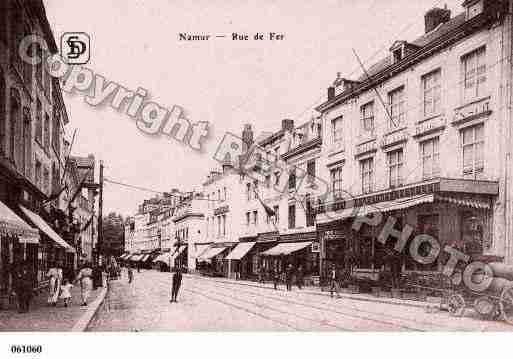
[0,1,99,308]
[124,0,513,284]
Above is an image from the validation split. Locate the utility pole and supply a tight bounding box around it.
[97,160,104,267]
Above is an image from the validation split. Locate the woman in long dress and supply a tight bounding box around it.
[47,263,63,306]
[75,263,93,306]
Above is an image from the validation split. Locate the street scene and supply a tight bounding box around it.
[90,270,513,331]
[2,0,513,336]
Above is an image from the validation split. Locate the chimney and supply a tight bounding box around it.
[425,6,451,33]
[281,119,294,132]
[242,124,254,153]
[222,152,233,173]
[327,86,335,100]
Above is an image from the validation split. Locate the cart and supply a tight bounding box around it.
[447,272,513,324]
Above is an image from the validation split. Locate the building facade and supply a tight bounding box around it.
[314,1,513,281]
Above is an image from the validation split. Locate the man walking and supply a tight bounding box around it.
[14,262,34,313]
[170,266,183,303]
[329,264,341,298]
[285,264,294,291]
[271,267,280,290]
[296,265,304,290]
[127,264,134,284]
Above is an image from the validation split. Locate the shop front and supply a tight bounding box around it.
[197,243,234,277]
[225,240,256,280]
[315,178,498,292]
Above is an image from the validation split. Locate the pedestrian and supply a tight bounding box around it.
[75,262,93,306]
[170,266,183,303]
[127,264,134,284]
[271,267,280,290]
[258,265,265,284]
[285,264,294,291]
[137,261,141,273]
[13,261,34,313]
[46,262,63,307]
[296,265,304,290]
[60,278,74,307]
[329,264,341,298]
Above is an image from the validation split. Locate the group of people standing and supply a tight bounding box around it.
[46,262,94,308]
[258,264,305,291]
[12,261,97,313]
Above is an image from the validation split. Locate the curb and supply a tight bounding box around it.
[71,286,109,332]
[188,274,432,310]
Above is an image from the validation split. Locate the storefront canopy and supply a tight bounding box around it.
[199,246,227,261]
[225,242,256,260]
[0,200,39,243]
[261,241,312,256]
[20,205,74,252]
[154,252,172,264]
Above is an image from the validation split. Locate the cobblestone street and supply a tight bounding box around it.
[89,270,513,331]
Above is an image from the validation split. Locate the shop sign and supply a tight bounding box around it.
[311,242,320,253]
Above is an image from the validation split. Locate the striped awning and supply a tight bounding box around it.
[0,200,39,243]
[20,205,74,252]
[154,252,172,264]
[260,241,312,256]
[198,246,227,261]
[225,242,255,260]
[436,195,491,209]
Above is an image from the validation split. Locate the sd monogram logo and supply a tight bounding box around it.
[60,32,90,64]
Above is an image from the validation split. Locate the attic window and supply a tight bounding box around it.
[465,0,483,20]
[393,48,403,63]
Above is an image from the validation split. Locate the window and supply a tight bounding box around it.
[253,210,258,226]
[36,99,42,144]
[52,108,60,154]
[222,215,226,236]
[393,48,403,63]
[273,205,279,224]
[360,102,374,133]
[360,158,374,194]
[331,116,343,142]
[223,187,227,201]
[274,171,281,186]
[23,109,31,178]
[288,168,296,190]
[43,167,49,194]
[462,47,486,101]
[44,113,50,151]
[388,149,404,188]
[416,214,440,271]
[330,167,343,199]
[421,137,440,179]
[0,2,7,45]
[422,70,441,117]
[246,212,250,226]
[388,87,405,128]
[246,182,251,201]
[288,204,296,229]
[265,175,271,188]
[306,194,315,227]
[9,90,21,164]
[0,75,5,154]
[253,180,259,195]
[307,160,316,183]
[461,124,484,177]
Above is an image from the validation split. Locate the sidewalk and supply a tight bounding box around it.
[0,282,108,332]
[188,274,436,310]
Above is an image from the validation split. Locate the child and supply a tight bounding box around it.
[60,278,73,307]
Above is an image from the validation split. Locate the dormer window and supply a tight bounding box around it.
[393,48,403,63]
[463,0,484,20]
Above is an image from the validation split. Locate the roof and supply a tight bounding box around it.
[356,13,466,82]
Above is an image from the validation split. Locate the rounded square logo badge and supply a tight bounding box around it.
[60,32,90,65]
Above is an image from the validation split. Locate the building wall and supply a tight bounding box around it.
[318,14,511,259]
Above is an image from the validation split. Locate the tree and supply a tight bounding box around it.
[102,212,125,257]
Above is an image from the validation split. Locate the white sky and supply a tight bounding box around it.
[43,0,463,216]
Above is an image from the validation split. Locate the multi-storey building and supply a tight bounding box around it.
[0,0,78,304]
[314,1,513,280]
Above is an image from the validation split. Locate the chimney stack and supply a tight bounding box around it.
[242,124,254,153]
[424,6,451,33]
[281,119,294,132]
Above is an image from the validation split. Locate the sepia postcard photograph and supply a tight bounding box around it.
[1,0,513,356]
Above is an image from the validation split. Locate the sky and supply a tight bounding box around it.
[43,0,464,217]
